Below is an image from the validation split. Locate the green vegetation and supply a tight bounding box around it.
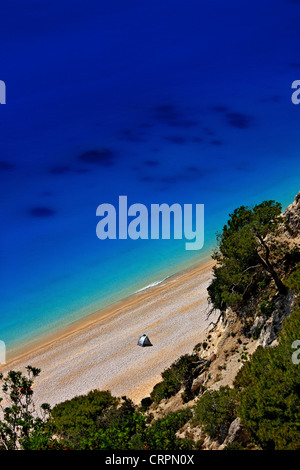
[259,299,275,316]
[208,201,288,313]
[192,263,300,450]
[0,197,299,450]
[0,366,63,450]
[190,200,300,449]
[286,263,300,294]
[51,389,118,446]
[192,386,237,441]
[150,353,199,404]
[234,305,300,449]
[144,409,193,450]
[71,396,147,450]
[192,306,300,449]
[0,369,193,450]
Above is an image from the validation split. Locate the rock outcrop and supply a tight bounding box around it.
[284,191,300,237]
[148,191,300,450]
[218,418,243,450]
[258,290,295,347]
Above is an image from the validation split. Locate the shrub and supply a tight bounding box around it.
[150,354,198,404]
[51,389,118,445]
[0,366,62,450]
[234,306,300,450]
[208,201,287,313]
[193,343,202,352]
[145,409,193,450]
[192,386,237,441]
[259,299,274,316]
[83,404,147,450]
[251,326,262,340]
[140,397,153,412]
[286,263,300,294]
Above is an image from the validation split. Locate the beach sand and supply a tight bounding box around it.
[0,260,217,406]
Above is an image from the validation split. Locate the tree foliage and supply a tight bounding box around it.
[52,395,192,450]
[150,353,199,403]
[0,366,57,450]
[192,386,238,441]
[0,367,194,450]
[194,260,300,450]
[234,303,300,449]
[208,200,287,312]
[144,409,193,450]
[51,389,118,446]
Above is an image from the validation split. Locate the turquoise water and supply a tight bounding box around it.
[1,0,300,357]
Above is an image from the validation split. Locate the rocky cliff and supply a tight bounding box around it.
[284,191,300,237]
[146,191,300,450]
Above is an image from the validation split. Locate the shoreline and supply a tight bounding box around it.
[5,258,215,365]
[1,257,217,406]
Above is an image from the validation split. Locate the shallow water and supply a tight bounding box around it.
[1,0,300,354]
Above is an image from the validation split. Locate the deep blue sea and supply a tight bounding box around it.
[1,0,300,358]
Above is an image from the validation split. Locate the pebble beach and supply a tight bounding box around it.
[0,260,217,407]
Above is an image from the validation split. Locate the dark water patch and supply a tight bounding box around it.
[119,129,145,143]
[78,149,115,166]
[164,136,187,145]
[144,160,159,167]
[290,62,300,68]
[139,123,153,129]
[74,168,90,174]
[167,120,198,128]
[212,105,229,113]
[0,161,14,171]
[120,135,145,143]
[192,137,204,143]
[213,106,254,129]
[159,174,182,184]
[49,166,70,175]
[40,191,52,197]
[210,139,223,146]
[203,127,215,136]
[140,175,155,182]
[155,105,177,114]
[186,166,200,172]
[186,166,213,177]
[225,112,254,129]
[235,161,253,172]
[153,104,181,121]
[260,95,281,103]
[29,207,56,217]
[159,166,212,185]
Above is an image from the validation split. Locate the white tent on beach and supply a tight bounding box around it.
[137,334,152,347]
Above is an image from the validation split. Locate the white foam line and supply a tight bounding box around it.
[135,275,172,293]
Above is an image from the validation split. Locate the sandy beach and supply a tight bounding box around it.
[0,260,217,406]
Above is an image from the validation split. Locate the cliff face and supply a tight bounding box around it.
[149,191,300,450]
[284,191,300,238]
